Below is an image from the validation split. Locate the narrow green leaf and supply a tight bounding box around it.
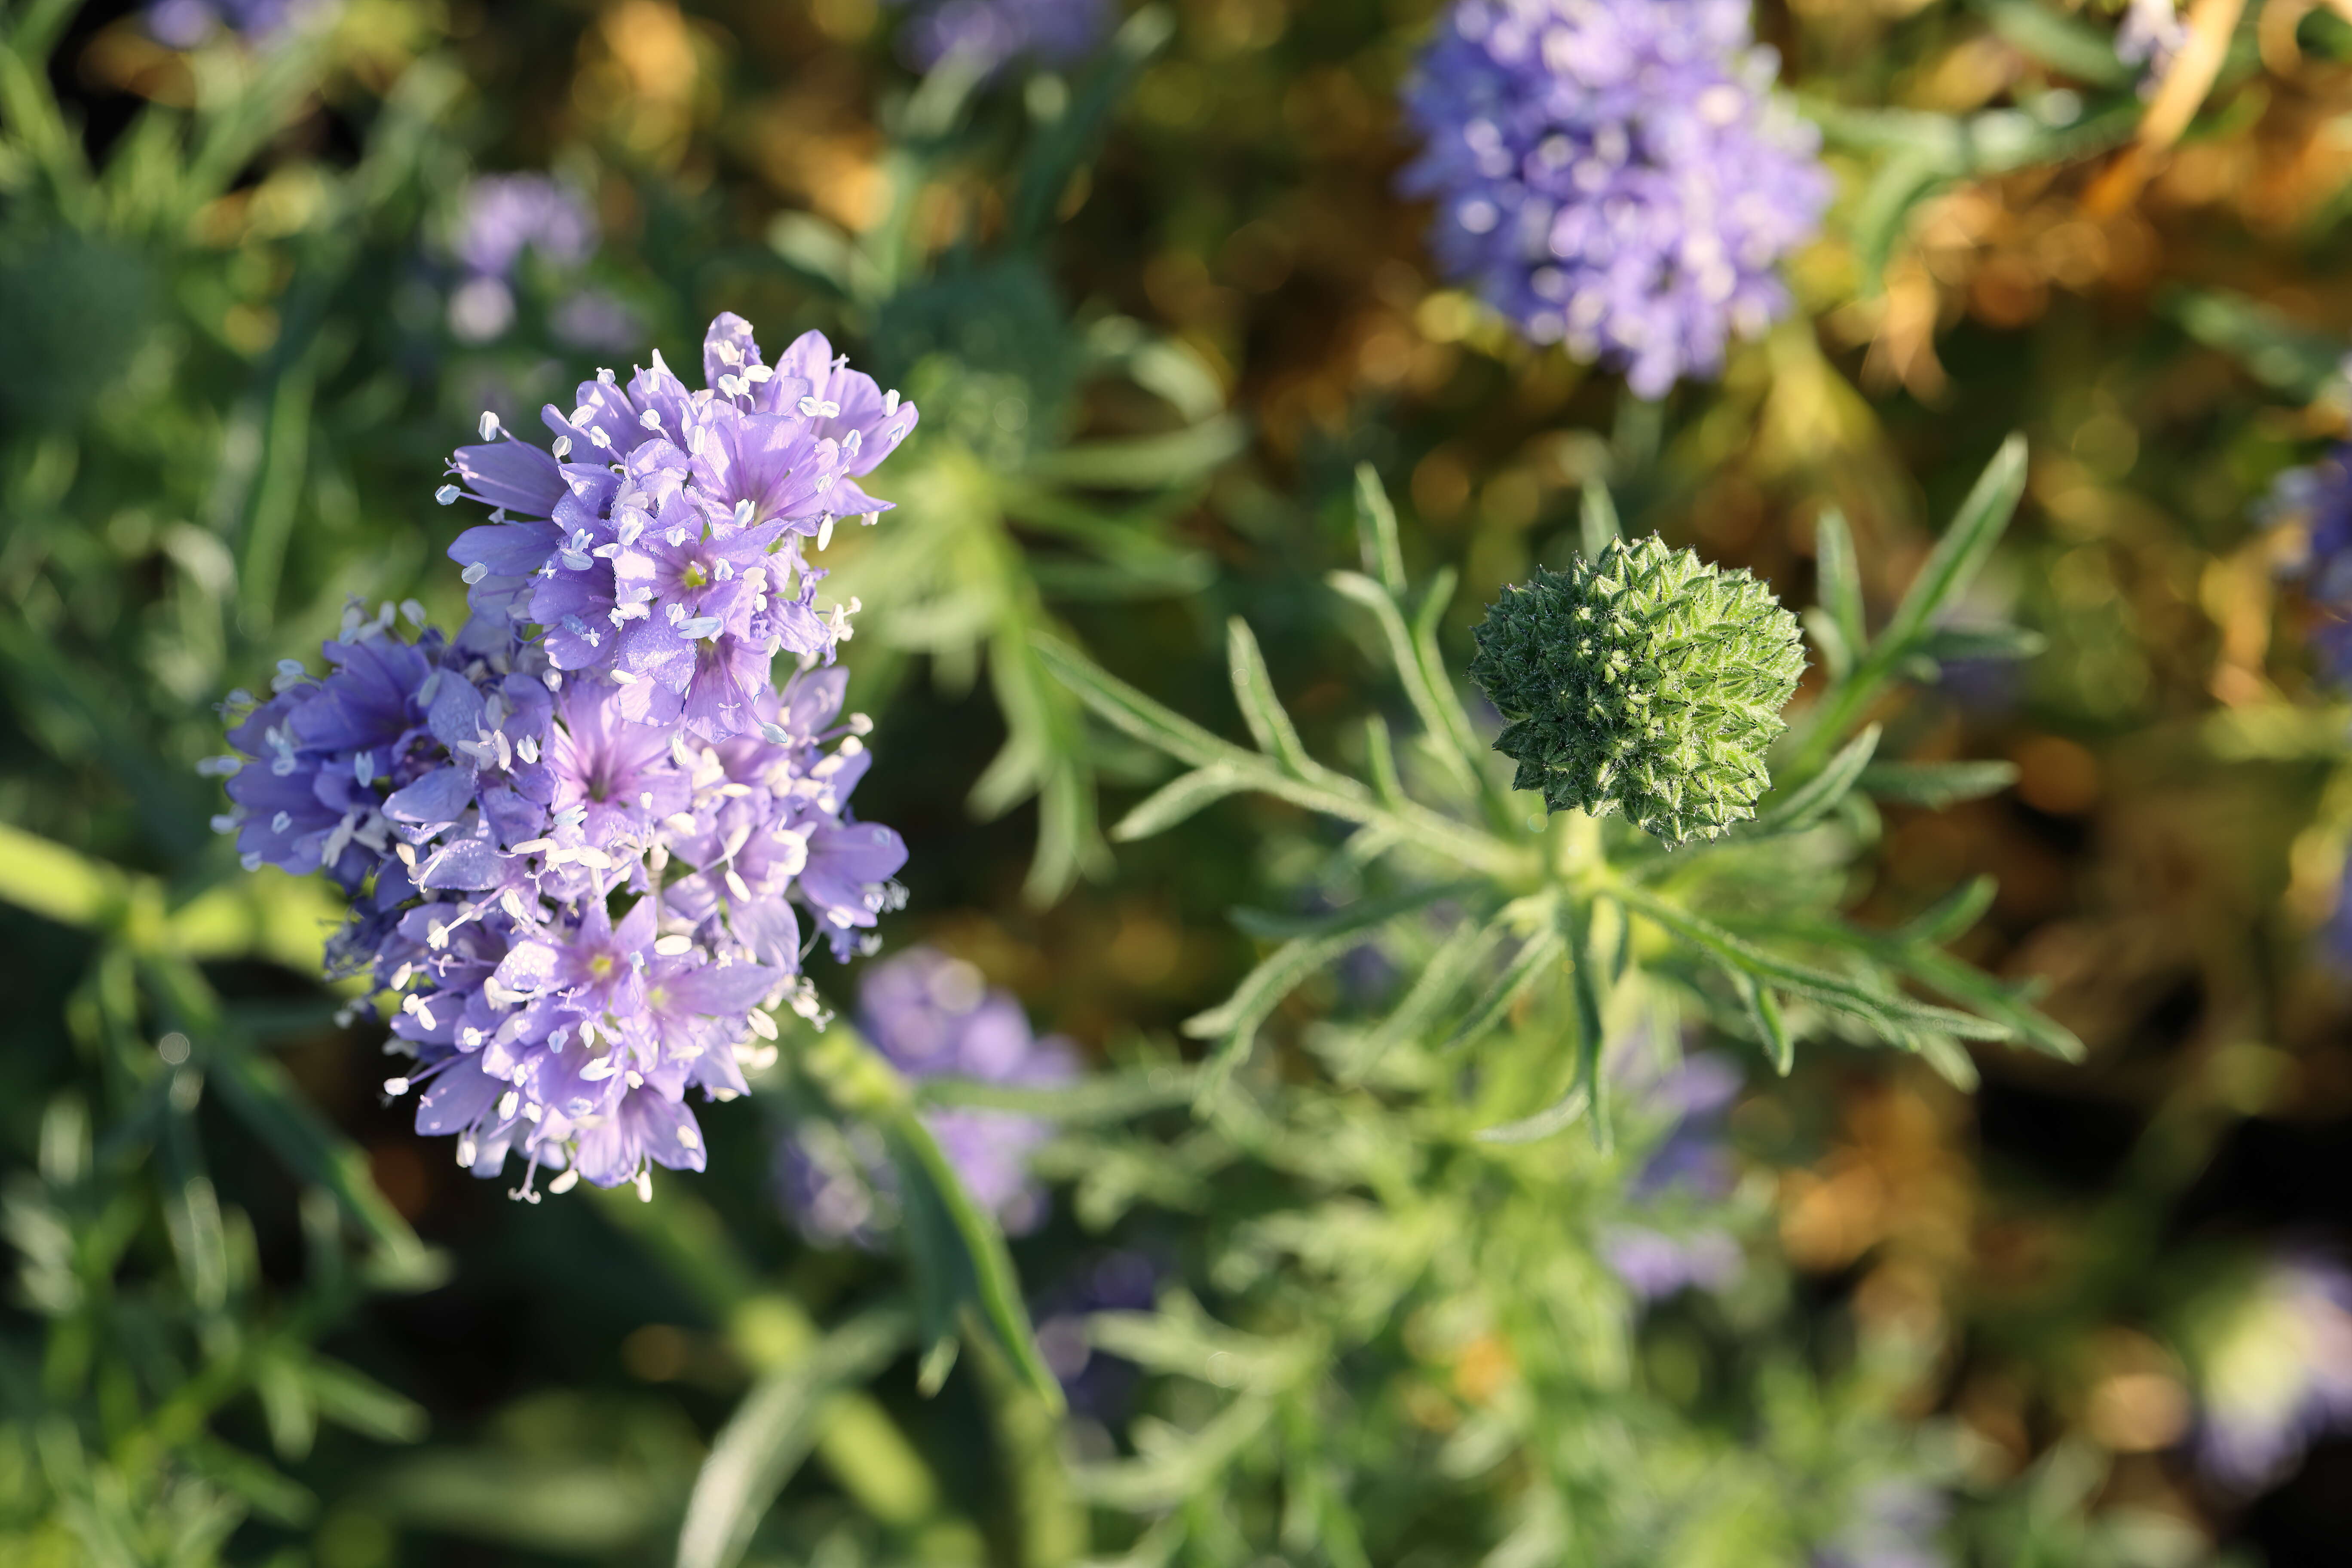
[1730,972,1795,1076]
[1113,765,1250,841]
[1354,463,1407,595]
[675,1307,912,1568]
[1972,0,2133,86]
[1442,923,1565,1054]
[1578,480,1620,561]
[1814,509,1865,658]
[1858,760,2020,808]
[302,1356,429,1444]
[1363,714,1406,809]
[2166,285,2347,398]
[1474,1084,1590,1145]
[1225,880,1480,943]
[205,1039,438,1286]
[1900,876,1998,946]
[1880,435,2028,655]
[886,1109,1061,1406]
[1563,897,1612,1151]
[1615,886,2014,1043]
[1227,618,1315,777]
[187,1439,316,1528]
[915,1066,1201,1123]
[1340,919,1507,1083]
[1917,623,2047,665]
[1326,571,1482,800]
[1409,567,1491,782]
[1035,634,1240,772]
[1804,608,1855,683]
[1027,417,1248,489]
[1744,724,1882,839]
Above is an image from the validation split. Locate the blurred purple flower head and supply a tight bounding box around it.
[148,0,321,48]
[456,175,599,282]
[1812,1480,1950,1568]
[1603,1044,1745,1301]
[780,947,1077,1244]
[445,175,605,346]
[1033,1250,1160,1421]
[2189,1252,2352,1492]
[441,312,918,740]
[889,0,1109,74]
[2262,444,2352,687]
[1400,0,1831,398]
[2115,0,2186,88]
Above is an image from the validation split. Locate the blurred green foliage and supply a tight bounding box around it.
[7,0,2352,1565]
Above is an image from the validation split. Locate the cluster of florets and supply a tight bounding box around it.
[888,0,1108,74]
[148,0,320,48]
[441,312,918,743]
[2115,0,2187,88]
[2187,1253,2352,1491]
[1602,1050,1745,1301]
[444,173,633,350]
[211,313,916,1197]
[781,947,1075,1244]
[2263,445,2352,687]
[1469,535,1805,845]
[1400,0,1831,398]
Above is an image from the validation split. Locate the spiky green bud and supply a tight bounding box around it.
[1468,536,1805,846]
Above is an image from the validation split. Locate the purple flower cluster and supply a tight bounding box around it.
[148,0,322,48]
[1812,1481,1950,1568]
[444,174,635,349]
[1400,0,1831,398]
[781,947,1076,1244]
[1034,1251,1160,1421]
[1602,1050,1746,1301]
[2263,445,2352,688]
[2190,1253,2352,1492]
[888,0,1109,74]
[441,313,918,743]
[211,314,915,1196]
[2115,0,2187,89]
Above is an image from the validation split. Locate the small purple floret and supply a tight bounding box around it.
[780,947,1075,1244]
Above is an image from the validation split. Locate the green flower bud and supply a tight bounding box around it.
[1468,536,1806,846]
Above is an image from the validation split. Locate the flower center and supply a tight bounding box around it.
[681,562,709,590]
[589,954,615,980]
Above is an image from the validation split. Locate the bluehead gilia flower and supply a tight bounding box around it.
[445,174,608,346]
[1811,1480,1951,1568]
[148,0,323,48]
[1603,1051,1746,1301]
[780,947,1076,1243]
[1400,0,1831,398]
[889,0,1109,75]
[2187,1252,2352,1492]
[1034,1251,1161,1420]
[442,313,919,741]
[2115,0,2187,87]
[2261,443,2352,688]
[211,312,917,1196]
